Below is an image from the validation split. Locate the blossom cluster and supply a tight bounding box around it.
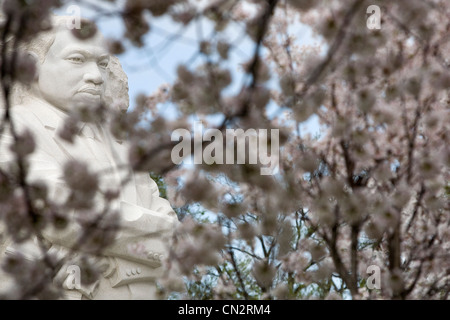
[0,0,448,300]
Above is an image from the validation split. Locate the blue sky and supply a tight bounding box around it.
[55,1,323,136]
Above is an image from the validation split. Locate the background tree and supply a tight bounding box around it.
[0,0,448,300]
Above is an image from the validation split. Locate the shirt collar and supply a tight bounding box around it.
[20,95,68,131]
[20,95,103,139]
[18,95,125,146]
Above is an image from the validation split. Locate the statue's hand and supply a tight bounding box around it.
[99,200,175,268]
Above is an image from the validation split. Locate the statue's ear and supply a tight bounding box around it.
[26,51,40,82]
[11,50,40,106]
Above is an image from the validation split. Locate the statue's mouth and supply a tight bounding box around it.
[78,87,102,96]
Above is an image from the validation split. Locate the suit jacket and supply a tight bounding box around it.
[0,96,177,299]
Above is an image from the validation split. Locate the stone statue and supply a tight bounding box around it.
[0,16,177,299]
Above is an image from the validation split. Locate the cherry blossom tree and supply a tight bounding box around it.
[0,0,448,300]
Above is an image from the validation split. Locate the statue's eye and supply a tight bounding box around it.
[98,60,109,69]
[67,56,84,63]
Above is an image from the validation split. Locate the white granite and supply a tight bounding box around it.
[0,16,177,299]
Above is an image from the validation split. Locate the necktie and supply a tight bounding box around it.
[79,123,138,205]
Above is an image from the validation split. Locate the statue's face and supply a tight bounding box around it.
[37,29,110,112]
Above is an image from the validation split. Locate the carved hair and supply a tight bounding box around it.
[12,15,129,111]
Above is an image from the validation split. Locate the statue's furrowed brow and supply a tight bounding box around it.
[61,48,109,60]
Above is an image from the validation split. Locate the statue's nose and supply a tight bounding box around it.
[83,62,104,85]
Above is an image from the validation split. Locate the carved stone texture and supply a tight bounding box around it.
[0,16,177,300]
